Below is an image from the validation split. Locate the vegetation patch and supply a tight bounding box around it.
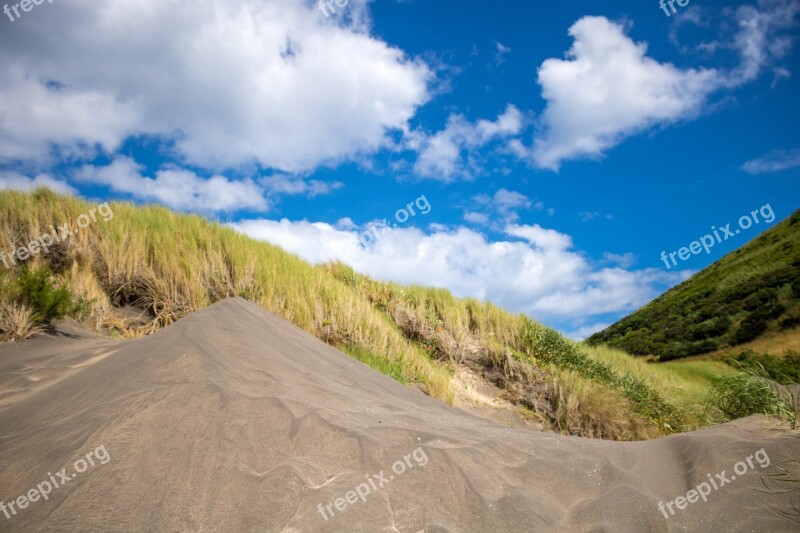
[588,209,800,360]
[705,365,798,429]
[722,349,800,385]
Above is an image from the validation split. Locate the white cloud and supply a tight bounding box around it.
[0,171,76,195]
[260,174,344,198]
[495,42,512,65]
[493,189,532,211]
[742,148,800,174]
[465,189,540,226]
[603,252,636,269]
[529,2,800,170]
[729,0,800,85]
[463,211,490,224]
[531,16,720,171]
[505,223,572,251]
[233,218,686,322]
[413,105,522,181]
[0,0,431,172]
[74,157,268,213]
[579,211,613,222]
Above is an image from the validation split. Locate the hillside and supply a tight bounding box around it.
[0,189,793,440]
[588,209,800,361]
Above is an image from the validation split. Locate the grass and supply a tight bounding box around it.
[705,365,798,429]
[1,189,790,440]
[720,349,800,384]
[342,346,408,384]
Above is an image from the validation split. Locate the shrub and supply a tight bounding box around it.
[732,314,768,345]
[779,315,800,330]
[13,267,87,327]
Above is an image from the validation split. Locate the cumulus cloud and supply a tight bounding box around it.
[0,0,431,172]
[74,157,268,213]
[0,171,76,195]
[742,148,800,173]
[413,105,522,181]
[529,1,800,170]
[531,16,720,170]
[232,218,687,323]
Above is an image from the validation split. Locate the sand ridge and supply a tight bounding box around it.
[0,298,797,532]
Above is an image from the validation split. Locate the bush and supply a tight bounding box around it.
[779,315,800,330]
[13,267,87,327]
[732,314,768,345]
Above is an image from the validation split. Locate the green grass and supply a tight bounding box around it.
[721,349,800,384]
[342,346,408,384]
[705,365,798,429]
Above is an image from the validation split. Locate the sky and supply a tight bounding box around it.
[0,0,798,339]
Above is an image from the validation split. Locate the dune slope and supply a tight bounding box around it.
[0,298,797,532]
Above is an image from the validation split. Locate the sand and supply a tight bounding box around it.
[0,297,797,532]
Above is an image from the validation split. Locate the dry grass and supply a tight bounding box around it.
[584,344,733,428]
[0,302,40,342]
[0,189,723,440]
[549,371,657,440]
[706,327,800,359]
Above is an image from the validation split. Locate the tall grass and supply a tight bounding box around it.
[705,365,798,429]
[0,189,738,440]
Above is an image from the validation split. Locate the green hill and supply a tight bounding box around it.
[588,209,800,361]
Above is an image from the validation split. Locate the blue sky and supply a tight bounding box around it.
[1,0,798,338]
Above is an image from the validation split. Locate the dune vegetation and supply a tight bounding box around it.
[0,189,792,440]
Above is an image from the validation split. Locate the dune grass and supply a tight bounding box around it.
[0,190,453,401]
[0,189,778,440]
[705,365,798,429]
[585,345,735,427]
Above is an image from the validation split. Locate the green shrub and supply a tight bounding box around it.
[14,267,87,327]
[732,314,768,345]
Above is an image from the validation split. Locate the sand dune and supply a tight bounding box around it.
[0,298,797,532]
